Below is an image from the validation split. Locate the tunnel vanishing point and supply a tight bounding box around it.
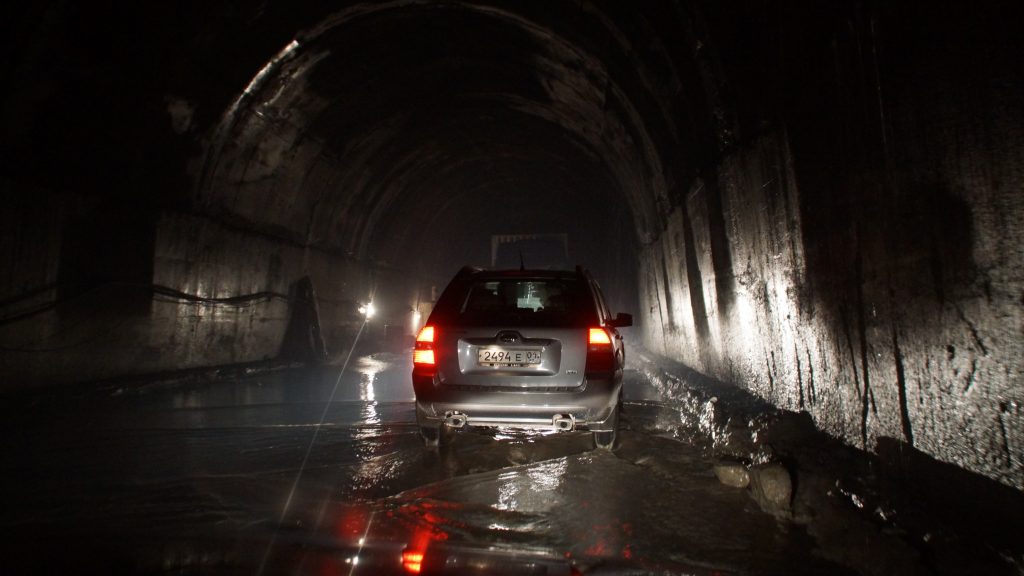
[2,2,1021,491]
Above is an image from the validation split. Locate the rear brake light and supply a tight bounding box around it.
[413,349,435,365]
[586,327,615,375]
[588,328,612,345]
[413,325,437,376]
[416,325,435,343]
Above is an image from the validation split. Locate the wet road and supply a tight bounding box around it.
[3,346,862,575]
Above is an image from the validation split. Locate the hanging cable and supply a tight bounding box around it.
[0,282,289,327]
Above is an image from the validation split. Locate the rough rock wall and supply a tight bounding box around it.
[150,212,375,366]
[641,123,1023,489]
[640,0,1022,491]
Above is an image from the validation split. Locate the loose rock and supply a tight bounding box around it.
[713,462,750,488]
[749,463,793,515]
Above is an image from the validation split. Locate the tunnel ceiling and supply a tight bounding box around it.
[196,1,719,276]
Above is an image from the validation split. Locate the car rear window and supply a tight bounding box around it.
[445,278,598,327]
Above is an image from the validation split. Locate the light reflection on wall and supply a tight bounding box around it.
[731,285,762,383]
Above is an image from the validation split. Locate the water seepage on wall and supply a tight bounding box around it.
[0,206,414,388]
[640,127,1023,490]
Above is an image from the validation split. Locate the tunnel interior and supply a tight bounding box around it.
[2,0,1022,501]
[197,2,667,307]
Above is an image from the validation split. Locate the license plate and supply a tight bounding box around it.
[478,348,541,367]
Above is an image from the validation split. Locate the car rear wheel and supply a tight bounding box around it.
[420,423,455,447]
[593,429,616,450]
[420,424,442,447]
[592,402,619,450]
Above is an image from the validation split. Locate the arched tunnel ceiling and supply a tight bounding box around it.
[198,1,710,276]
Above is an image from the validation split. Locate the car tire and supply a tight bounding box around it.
[420,424,442,448]
[593,429,616,450]
[420,423,457,447]
[592,402,619,450]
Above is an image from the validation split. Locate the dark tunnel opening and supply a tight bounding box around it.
[1,1,1022,574]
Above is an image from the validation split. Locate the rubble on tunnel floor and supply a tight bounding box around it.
[627,349,1024,576]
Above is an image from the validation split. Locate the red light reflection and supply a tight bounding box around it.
[336,505,370,540]
[397,499,462,574]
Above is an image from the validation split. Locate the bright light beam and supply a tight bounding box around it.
[256,319,368,576]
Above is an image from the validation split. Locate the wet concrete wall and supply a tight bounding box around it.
[640,4,1023,489]
[0,205,417,387]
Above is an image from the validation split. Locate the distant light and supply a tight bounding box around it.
[412,310,422,322]
[358,302,376,319]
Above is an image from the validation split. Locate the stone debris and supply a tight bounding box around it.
[749,463,793,515]
[713,462,750,488]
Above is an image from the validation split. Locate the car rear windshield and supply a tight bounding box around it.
[443,278,599,327]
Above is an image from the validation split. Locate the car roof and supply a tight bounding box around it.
[458,267,588,281]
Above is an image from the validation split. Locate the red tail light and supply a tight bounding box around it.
[402,549,424,573]
[413,349,435,365]
[413,325,437,378]
[585,327,615,375]
[588,328,612,345]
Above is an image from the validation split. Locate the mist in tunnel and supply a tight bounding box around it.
[195,2,650,313]
[2,0,1022,501]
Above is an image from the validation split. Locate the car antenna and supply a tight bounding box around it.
[519,250,525,271]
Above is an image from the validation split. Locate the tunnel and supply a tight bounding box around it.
[2,1,1022,574]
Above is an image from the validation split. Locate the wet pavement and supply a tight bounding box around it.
[1,344,1020,575]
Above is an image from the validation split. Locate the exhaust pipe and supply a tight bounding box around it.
[444,412,467,428]
[553,414,575,432]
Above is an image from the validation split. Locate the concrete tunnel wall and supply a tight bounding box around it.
[1,1,1021,490]
[635,3,1023,490]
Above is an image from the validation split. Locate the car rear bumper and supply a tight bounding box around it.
[413,373,621,431]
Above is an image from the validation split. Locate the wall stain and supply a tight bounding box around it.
[682,208,710,338]
[963,358,978,394]
[892,326,914,446]
[855,239,876,448]
[954,303,990,357]
[796,343,805,410]
[646,257,669,351]
[660,252,677,331]
[702,172,736,314]
[841,303,863,403]
[997,402,1014,469]
[806,348,817,406]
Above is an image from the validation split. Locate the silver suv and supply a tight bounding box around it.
[412,267,632,449]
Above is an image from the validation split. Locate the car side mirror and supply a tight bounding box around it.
[610,313,633,328]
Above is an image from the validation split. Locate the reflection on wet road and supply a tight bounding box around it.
[2,348,851,575]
